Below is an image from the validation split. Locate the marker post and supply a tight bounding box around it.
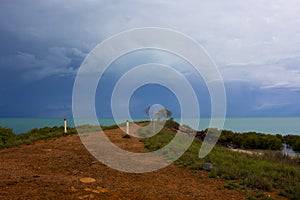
[64,118,67,134]
[126,120,129,135]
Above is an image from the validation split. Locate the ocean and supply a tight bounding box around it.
[0,117,299,135]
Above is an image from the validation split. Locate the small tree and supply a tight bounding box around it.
[145,106,172,121]
[145,106,173,134]
[157,109,172,121]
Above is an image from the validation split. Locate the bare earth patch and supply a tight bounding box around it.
[230,148,263,156]
[0,125,286,199]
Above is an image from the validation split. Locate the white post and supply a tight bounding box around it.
[64,118,67,134]
[126,120,129,135]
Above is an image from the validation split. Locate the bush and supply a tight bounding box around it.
[0,127,15,147]
[292,138,300,151]
[164,118,179,130]
[218,130,282,150]
[122,134,131,139]
[0,125,79,149]
[283,134,300,151]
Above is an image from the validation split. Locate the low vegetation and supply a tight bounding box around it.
[122,134,131,139]
[142,120,300,200]
[196,128,300,152]
[0,124,122,149]
[284,134,300,151]
[0,126,75,148]
[216,129,282,150]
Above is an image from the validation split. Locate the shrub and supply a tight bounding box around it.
[164,118,179,130]
[122,134,131,139]
[218,130,282,150]
[283,134,300,151]
[0,127,15,147]
[0,125,79,149]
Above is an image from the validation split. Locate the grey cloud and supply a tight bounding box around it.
[254,102,291,110]
[0,46,85,80]
[221,58,300,90]
[1,0,300,87]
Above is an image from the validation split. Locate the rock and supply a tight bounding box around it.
[203,163,213,171]
[70,186,77,192]
[80,177,96,183]
[78,194,94,199]
[84,187,108,194]
[96,187,108,193]
[42,148,52,152]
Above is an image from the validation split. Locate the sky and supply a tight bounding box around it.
[1,0,300,118]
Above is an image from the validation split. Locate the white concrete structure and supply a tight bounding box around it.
[126,120,129,135]
[64,118,67,133]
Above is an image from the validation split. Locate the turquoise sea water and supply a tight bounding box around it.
[0,117,299,135]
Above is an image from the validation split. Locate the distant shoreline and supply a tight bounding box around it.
[1,119,300,157]
[1,117,300,135]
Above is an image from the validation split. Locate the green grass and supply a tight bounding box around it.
[143,129,300,200]
[0,123,122,149]
[0,126,76,149]
[142,127,175,151]
[246,193,275,200]
[224,183,239,190]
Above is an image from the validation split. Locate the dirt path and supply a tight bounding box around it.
[0,125,284,199]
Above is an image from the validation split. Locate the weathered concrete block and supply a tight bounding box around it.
[203,163,213,171]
